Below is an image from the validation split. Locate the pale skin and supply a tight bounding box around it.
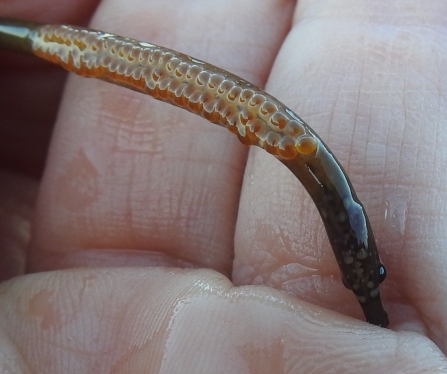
[1,0,447,373]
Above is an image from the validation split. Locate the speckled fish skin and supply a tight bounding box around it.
[0,18,389,327]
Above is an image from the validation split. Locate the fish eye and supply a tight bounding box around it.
[378,264,386,283]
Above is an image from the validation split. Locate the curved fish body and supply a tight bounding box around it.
[0,18,389,327]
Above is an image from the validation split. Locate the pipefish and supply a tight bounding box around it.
[0,18,389,327]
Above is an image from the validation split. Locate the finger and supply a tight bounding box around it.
[0,0,100,177]
[233,0,447,337]
[1,268,446,373]
[0,0,100,279]
[28,1,294,274]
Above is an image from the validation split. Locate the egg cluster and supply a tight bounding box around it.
[31,24,318,159]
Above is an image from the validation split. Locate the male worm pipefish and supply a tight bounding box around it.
[0,18,389,327]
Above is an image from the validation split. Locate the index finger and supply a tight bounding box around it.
[27,1,294,275]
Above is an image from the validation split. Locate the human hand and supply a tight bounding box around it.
[1,0,447,372]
